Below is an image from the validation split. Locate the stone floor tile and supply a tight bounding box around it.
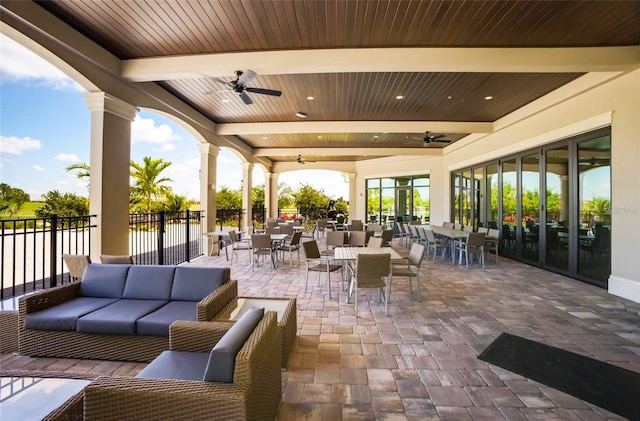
[427,386,474,407]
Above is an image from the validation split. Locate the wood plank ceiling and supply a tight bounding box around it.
[37,0,640,164]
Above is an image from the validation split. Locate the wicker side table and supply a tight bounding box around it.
[215,296,296,369]
[0,297,20,353]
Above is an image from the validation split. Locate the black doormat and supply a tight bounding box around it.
[477,332,640,420]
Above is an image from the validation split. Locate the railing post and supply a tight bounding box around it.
[185,209,191,262]
[158,211,165,265]
[50,215,58,287]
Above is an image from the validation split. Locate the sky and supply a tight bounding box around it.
[0,34,349,202]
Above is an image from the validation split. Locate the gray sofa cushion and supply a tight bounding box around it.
[136,301,197,337]
[123,265,175,300]
[135,350,209,381]
[24,297,118,331]
[203,307,264,383]
[77,299,168,335]
[171,266,230,301]
[79,264,130,298]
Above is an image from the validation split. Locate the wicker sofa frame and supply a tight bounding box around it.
[18,278,239,362]
[83,311,282,420]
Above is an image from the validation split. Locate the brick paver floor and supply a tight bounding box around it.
[2,236,639,420]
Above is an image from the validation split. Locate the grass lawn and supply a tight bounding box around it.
[12,202,44,218]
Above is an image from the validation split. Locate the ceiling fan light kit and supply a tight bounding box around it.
[210,69,281,105]
[295,112,307,118]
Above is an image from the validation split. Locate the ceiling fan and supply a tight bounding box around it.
[208,70,282,105]
[296,155,316,165]
[578,157,610,166]
[412,132,452,146]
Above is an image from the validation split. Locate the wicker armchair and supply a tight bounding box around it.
[62,254,91,281]
[84,312,282,421]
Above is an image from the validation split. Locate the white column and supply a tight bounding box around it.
[267,172,279,219]
[199,143,219,232]
[241,162,253,231]
[84,92,138,262]
[348,173,357,219]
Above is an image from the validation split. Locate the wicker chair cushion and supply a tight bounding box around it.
[171,267,230,301]
[135,350,210,381]
[24,297,118,331]
[77,299,168,335]
[203,307,265,383]
[136,301,197,336]
[123,266,175,300]
[79,264,130,298]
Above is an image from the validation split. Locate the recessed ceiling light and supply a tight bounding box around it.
[295,112,307,118]
[485,95,494,100]
[307,96,314,100]
[374,135,379,139]
[317,135,323,139]
[447,96,452,100]
[262,136,268,140]
[395,95,404,100]
[222,99,230,103]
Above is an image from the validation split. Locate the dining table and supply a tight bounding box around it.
[418,224,468,263]
[201,230,245,260]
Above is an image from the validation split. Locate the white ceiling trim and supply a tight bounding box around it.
[121,47,640,82]
[216,121,493,135]
[255,148,443,157]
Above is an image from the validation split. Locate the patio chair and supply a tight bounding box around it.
[302,240,343,298]
[277,231,302,267]
[443,222,454,229]
[229,230,252,263]
[485,228,500,264]
[100,255,134,264]
[424,228,449,262]
[316,219,327,238]
[347,253,391,316]
[380,229,394,247]
[348,231,367,247]
[456,232,486,269]
[251,234,277,270]
[391,243,426,302]
[321,231,346,257]
[367,236,383,248]
[463,225,474,233]
[62,254,91,281]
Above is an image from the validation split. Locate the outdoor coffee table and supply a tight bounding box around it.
[0,376,91,420]
[214,297,296,369]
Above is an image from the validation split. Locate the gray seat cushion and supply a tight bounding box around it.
[136,301,197,336]
[203,307,264,383]
[171,266,230,301]
[123,265,175,300]
[77,299,168,335]
[135,350,209,381]
[79,264,130,298]
[24,297,118,331]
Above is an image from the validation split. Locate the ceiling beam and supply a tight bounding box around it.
[216,121,492,135]
[121,47,640,82]
[255,148,442,157]
[273,161,356,173]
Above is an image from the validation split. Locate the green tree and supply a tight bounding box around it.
[585,197,611,223]
[0,184,30,217]
[65,162,91,189]
[252,185,265,209]
[130,156,172,213]
[334,197,349,215]
[293,184,332,219]
[160,193,195,212]
[216,186,242,209]
[278,183,295,210]
[36,190,89,218]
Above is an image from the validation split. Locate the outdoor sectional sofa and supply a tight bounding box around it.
[18,263,237,362]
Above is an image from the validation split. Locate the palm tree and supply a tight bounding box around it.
[66,162,91,188]
[130,156,173,213]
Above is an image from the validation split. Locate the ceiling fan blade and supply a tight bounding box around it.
[245,87,282,96]
[210,77,230,85]
[430,134,446,140]
[236,69,257,86]
[430,138,452,143]
[239,91,253,105]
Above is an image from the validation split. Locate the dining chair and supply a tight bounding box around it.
[100,254,134,264]
[456,232,486,269]
[454,223,462,230]
[391,242,426,302]
[485,228,500,264]
[395,222,408,247]
[367,223,382,233]
[277,231,302,267]
[348,231,367,247]
[477,227,489,234]
[280,224,294,238]
[322,231,346,257]
[347,253,391,316]
[424,228,449,262]
[443,222,454,229]
[251,234,276,271]
[62,254,91,281]
[228,230,252,263]
[302,240,343,298]
[367,236,383,248]
[380,229,394,247]
[316,219,327,238]
[463,225,474,233]
[301,224,316,240]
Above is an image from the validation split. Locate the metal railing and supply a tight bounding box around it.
[1,211,207,300]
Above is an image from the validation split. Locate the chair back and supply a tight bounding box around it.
[266,226,281,234]
[417,227,428,242]
[443,222,454,229]
[477,227,489,234]
[454,223,462,230]
[280,224,294,236]
[463,225,474,233]
[488,228,500,239]
[266,221,278,229]
[228,230,240,243]
[367,223,382,233]
[466,232,486,247]
[317,220,327,229]
[326,231,346,248]
[289,231,302,246]
[425,228,437,242]
[367,236,383,248]
[348,231,367,247]
[355,253,390,288]
[63,254,91,279]
[407,243,426,266]
[100,255,134,264]
[380,229,394,246]
[348,221,364,231]
[251,234,272,249]
[302,240,321,259]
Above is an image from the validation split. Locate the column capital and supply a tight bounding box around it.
[198,142,219,156]
[83,92,138,121]
[241,161,254,171]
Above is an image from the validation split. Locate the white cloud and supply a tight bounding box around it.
[33,165,45,172]
[0,34,84,91]
[132,115,181,152]
[55,153,80,162]
[0,135,41,154]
